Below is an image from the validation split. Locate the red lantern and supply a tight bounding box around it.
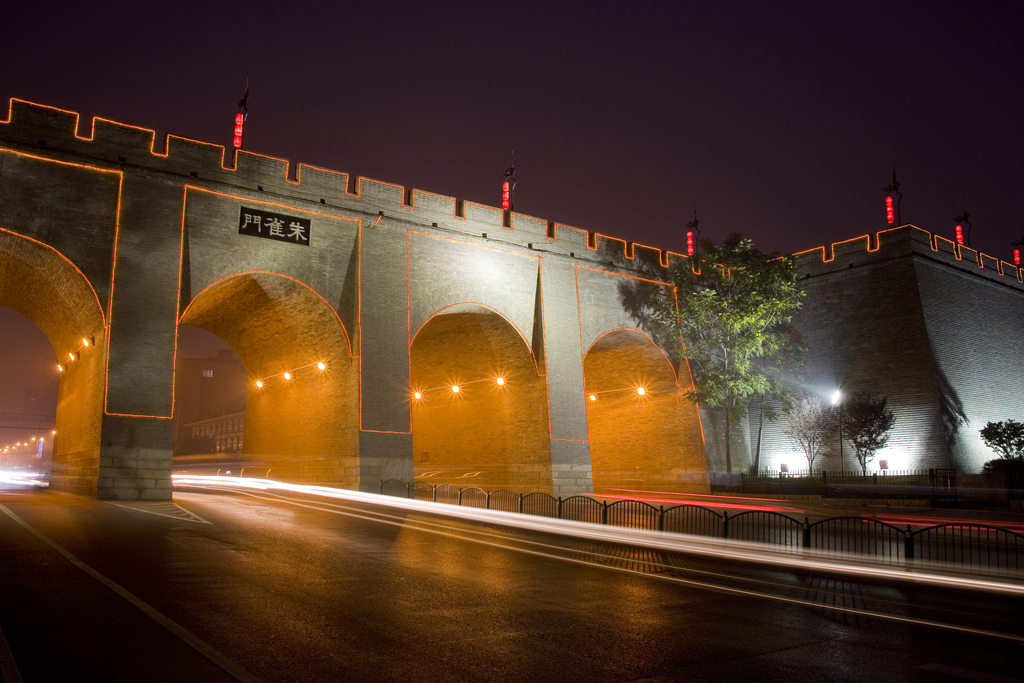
[885,196,894,224]
[1014,249,1020,266]
[233,112,244,149]
[955,225,964,245]
[502,181,510,210]
[686,231,694,256]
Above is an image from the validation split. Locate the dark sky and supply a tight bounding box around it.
[2,1,1023,411]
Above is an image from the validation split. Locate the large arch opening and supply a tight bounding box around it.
[410,308,550,492]
[178,272,358,487]
[171,326,248,473]
[584,329,708,495]
[0,307,58,477]
[0,230,107,495]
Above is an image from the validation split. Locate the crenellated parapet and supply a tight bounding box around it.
[7,98,1022,297]
[794,224,1024,291]
[0,98,686,280]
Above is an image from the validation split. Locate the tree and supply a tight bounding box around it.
[646,233,805,472]
[844,392,895,475]
[980,420,1024,461]
[782,396,836,472]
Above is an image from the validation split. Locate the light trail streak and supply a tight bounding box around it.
[172,475,1024,596]
[0,470,47,487]
[201,488,1013,627]
[181,484,1024,643]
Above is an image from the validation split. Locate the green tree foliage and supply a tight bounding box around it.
[980,419,1024,461]
[844,392,895,475]
[783,396,836,471]
[648,233,805,472]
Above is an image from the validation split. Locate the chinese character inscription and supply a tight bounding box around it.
[238,207,311,246]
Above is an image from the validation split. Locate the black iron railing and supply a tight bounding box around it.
[379,479,1024,578]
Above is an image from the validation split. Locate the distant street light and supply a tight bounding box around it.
[832,390,845,476]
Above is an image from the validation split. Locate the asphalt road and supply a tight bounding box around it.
[0,485,1022,683]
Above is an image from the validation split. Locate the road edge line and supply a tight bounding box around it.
[0,503,262,683]
[0,619,23,683]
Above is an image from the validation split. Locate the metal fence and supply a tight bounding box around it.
[710,469,962,503]
[379,479,1024,578]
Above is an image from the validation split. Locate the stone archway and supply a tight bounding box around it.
[410,307,549,492]
[583,329,708,494]
[179,272,358,487]
[0,229,107,495]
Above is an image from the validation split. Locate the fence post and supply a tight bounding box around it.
[432,484,437,502]
[458,487,464,505]
[486,490,491,510]
[722,510,730,539]
[802,517,811,548]
[657,505,665,532]
[557,496,563,519]
[519,492,524,514]
[601,501,608,525]
[822,470,828,499]
[904,524,914,560]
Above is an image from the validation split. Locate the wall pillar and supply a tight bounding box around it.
[98,174,183,500]
[539,257,593,495]
[357,220,414,490]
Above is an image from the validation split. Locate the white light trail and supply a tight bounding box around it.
[172,474,1024,596]
[180,484,1024,644]
[0,469,47,487]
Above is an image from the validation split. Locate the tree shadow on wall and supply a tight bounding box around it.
[616,279,681,366]
[935,362,968,445]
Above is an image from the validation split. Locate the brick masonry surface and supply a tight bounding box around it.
[2,100,1023,498]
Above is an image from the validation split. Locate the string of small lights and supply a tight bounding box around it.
[409,374,651,402]
[253,360,327,389]
[588,385,649,401]
[56,336,95,373]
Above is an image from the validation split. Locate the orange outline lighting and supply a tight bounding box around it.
[179,269,356,360]
[0,226,108,329]
[575,265,706,446]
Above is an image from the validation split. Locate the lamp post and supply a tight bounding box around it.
[832,390,844,476]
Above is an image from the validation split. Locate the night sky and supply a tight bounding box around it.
[2,1,1023,412]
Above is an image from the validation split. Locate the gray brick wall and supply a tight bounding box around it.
[6,99,1024,502]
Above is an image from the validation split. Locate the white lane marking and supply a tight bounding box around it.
[0,619,23,683]
[919,663,1024,682]
[221,488,1024,644]
[109,501,212,524]
[0,504,261,683]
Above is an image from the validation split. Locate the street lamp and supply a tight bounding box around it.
[832,390,844,476]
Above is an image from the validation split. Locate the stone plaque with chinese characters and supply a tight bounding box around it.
[238,206,311,246]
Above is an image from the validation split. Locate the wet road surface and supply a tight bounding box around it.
[0,485,1022,682]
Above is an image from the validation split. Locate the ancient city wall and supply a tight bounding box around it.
[3,98,1020,501]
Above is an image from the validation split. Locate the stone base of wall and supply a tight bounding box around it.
[49,447,101,497]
